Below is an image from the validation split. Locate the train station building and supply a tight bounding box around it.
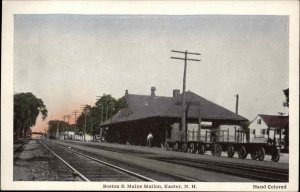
[100,87,248,147]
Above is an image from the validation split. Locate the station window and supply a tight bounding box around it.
[252,129,256,135]
[261,129,266,135]
[257,119,261,124]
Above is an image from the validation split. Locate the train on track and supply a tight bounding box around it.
[165,124,282,162]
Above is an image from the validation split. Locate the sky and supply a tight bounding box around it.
[14,15,289,132]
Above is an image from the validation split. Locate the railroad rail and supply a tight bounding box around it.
[14,138,30,152]
[39,140,156,182]
[39,141,89,181]
[52,140,200,181]
[153,157,288,182]
[55,140,287,182]
[49,139,289,182]
[58,140,154,156]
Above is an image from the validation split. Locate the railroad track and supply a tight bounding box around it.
[39,140,156,182]
[61,140,154,156]
[52,140,288,182]
[51,140,199,181]
[14,139,30,152]
[153,157,288,182]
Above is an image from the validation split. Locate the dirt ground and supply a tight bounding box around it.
[13,139,75,181]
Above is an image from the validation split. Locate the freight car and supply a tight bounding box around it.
[165,125,282,162]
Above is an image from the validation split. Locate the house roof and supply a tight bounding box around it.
[259,114,289,129]
[283,88,289,97]
[101,91,248,126]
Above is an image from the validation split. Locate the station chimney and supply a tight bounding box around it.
[151,86,156,96]
[173,89,180,98]
[235,94,239,114]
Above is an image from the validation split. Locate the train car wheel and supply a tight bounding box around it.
[173,142,179,151]
[182,143,188,152]
[212,144,222,157]
[190,143,196,153]
[257,147,265,161]
[227,145,235,158]
[250,150,258,160]
[198,144,205,155]
[271,149,280,162]
[238,145,247,159]
[215,144,222,157]
[165,142,170,151]
[211,144,215,156]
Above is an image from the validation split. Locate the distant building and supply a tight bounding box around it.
[249,114,289,145]
[31,131,44,139]
[100,87,248,146]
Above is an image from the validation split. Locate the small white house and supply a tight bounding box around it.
[249,114,288,144]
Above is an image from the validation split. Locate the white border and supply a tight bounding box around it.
[2,1,299,191]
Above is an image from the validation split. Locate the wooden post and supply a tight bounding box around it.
[165,128,168,142]
[234,126,237,142]
[227,128,229,142]
[198,104,202,142]
[99,127,103,142]
[242,130,244,142]
[192,130,195,141]
[221,130,223,142]
[278,112,285,145]
[279,129,282,145]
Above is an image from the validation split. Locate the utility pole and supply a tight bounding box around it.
[235,94,239,114]
[72,110,79,131]
[64,114,71,139]
[72,110,79,140]
[171,50,201,142]
[66,114,71,125]
[81,105,89,142]
[110,102,114,123]
[56,120,60,138]
[105,104,109,121]
[197,103,202,142]
[62,115,66,139]
[101,105,104,123]
[96,96,104,142]
[96,96,104,123]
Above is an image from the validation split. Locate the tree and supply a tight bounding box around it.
[283,88,289,107]
[75,94,127,138]
[95,94,127,120]
[46,93,127,140]
[47,120,69,136]
[77,105,92,134]
[14,92,48,138]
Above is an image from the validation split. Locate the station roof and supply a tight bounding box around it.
[258,114,289,129]
[101,91,248,127]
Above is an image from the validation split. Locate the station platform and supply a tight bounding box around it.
[55,139,289,170]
